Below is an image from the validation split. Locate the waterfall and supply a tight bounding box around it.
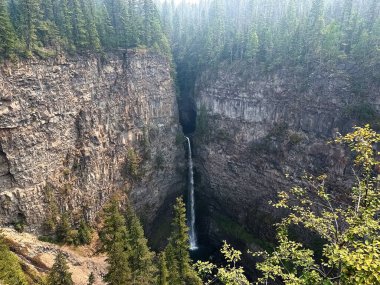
[186,136,198,250]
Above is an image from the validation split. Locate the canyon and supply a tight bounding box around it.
[192,62,380,252]
[0,50,380,280]
[0,51,184,242]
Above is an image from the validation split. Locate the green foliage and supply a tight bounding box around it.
[78,220,92,245]
[99,197,158,284]
[161,0,378,101]
[0,234,28,285]
[157,252,168,285]
[253,125,380,285]
[165,197,202,285]
[126,147,141,180]
[55,213,71,244]
[125,203,156,285]
[47,252,73,285]
[0,0,17,59]
[43,184,59,234]
[0,0,170,59]
[99,197,132,285]
[195,241,249,285]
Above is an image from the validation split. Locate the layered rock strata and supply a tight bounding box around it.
[0,51,184,234]
[194,62,380,245]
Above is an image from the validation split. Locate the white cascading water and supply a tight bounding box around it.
[185,136,198,250]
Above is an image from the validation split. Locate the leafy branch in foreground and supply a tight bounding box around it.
[254,125,380,285]
[194,241,249,285]
[196,125,380,285]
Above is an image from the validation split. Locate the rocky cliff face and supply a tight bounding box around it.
[0,50,184,236]
[193,62,380,247]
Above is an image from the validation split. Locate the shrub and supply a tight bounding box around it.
[77,221,92,245]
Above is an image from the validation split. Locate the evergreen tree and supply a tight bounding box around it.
[245,26,259,62]
[306,0,325,64]
[37,0,60,48]
[78,220,92,245]
[126,0,143,47]
[321,21,343,63]
[19,0,40,52]
[160,0,172,37]
[203,0,225,65]
[96,2,115,49]
[0,0,17,58]
[70,0,88,51]
[58,0,75,52]
[47,252,73,285]
[157,252,168,285]
[165,197,202,285]
[99,197,132,285]
[125,204,156,285]
[56,213,71,243]
[80,0,101,51]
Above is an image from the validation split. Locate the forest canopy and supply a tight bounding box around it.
[158,0,379,96]
[0,0,170,59]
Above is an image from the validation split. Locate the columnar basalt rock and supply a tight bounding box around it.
[193,63,380,245]
[0,50,184,234]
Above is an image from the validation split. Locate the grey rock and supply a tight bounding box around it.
[0,51,184,235]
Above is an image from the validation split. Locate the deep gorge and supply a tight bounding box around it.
[0,0,379,283]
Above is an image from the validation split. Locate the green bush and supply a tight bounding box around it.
[78,221,92,245]
[125,148,141,180]
[0,235,28,285]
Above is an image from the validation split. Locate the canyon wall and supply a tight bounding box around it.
[0,50,184,236]
[193,62,380,247]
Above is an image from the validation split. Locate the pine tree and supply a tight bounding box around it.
[78,220,92,245]
[306,0,325,64]
[38,0,60,48]
[160,0,172,37]
[125,204,156,285]
[203,0,225,65]
[96,2,115,49]
[245,27,259,62]
[58,0,75,52]
[47,252,73,285]
[80,0,101,51]
[126,0,143,47]
[70,0,88,51]
[56,213,71,243]
[165,197,202,285]
[157,252,168,285]
[19,0,40,52]
[0,0,17,58]
[99,198,132,285]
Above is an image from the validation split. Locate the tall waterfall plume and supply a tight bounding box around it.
[186,136,198,250]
